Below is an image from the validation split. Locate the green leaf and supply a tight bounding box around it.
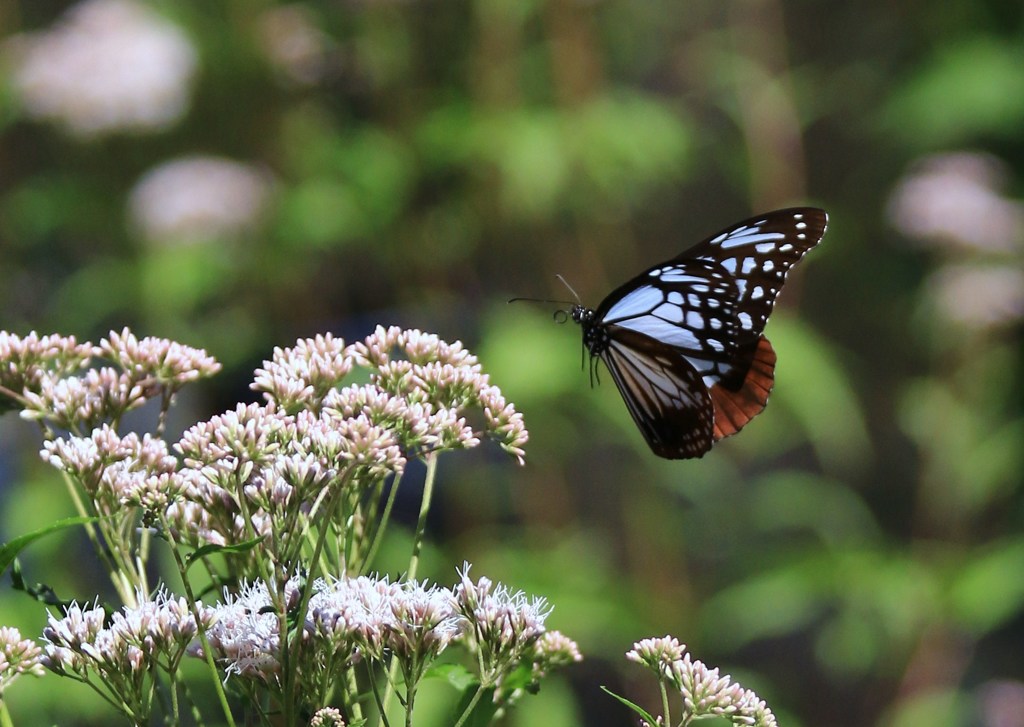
[0,516,98,578]
[599,686,657,724]
[425,663,480,692]
[949,538,1024,635]
[879,36,1024,147]
[10,559,111,614]
[184,535,265,570]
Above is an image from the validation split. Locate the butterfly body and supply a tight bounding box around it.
[571,207,827,459]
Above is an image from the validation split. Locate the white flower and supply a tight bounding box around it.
[927,264,1024,329]
[0,626,45,691]
[128,156,274,245]
[194,580,282,681]
[8,0,197,137]
[888,151,1024,253]
[627,637,779,727]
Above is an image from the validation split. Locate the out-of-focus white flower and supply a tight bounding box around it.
[8,0,198,137]
[927,264,1024,329]
[256,5,331,86]
[0,626,45,692]
[978,680,1024,727]
[888,152,1024,253]
[127,156,274,245]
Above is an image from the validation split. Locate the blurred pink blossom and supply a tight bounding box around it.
[927,264,1024,329]
[8,0,198,137]
[127,156,274,245]
[256,5,332,86]
[888,152,1024,253]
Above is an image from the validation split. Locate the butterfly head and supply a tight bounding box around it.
[570,304,593,326]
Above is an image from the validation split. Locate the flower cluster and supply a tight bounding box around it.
[0,331,96,413]
[42,590,215,720]
[252,334,352,412]
[41,424,179,512]
[454,564,553,685]
[101,327,221,390]
[311,575,464,666]
[627,636,778,727]
[250,327,528,463]
[309,707,346,727]
[8,0,197,137]
[9,329,221,433]
[195,567,576,715]
[3,326,544,721]
[0,627,45,694]
[191,579,284,682]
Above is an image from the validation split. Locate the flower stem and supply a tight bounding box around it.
[380,452,440,721]
[361,471,403,574]
[160,513,237,727]
[407,452,438,581]
[452,685,485,727]
[659,680,672,727]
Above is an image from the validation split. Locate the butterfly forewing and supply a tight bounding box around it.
[684,207,828,339]
[595,260,742,385]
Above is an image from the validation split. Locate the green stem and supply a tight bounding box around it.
[368,661,392,727]
[407,452,439,582]
[160,514,237,727]
[451,685,485,727]
[361,472,403,574]
[659,679,672,727]
[284,472,351,726]
[344,666,364,724]
[58,470,134,604]
[379,453,439,722]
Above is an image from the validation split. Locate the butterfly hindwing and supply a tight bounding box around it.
[709,335,777,441]
[599,326,714,459]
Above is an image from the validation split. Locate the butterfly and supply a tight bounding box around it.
[567,207,827,459]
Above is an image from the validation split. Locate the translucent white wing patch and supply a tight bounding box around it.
[597,264,741,385]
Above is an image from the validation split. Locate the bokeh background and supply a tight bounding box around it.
[2,0,1024,725]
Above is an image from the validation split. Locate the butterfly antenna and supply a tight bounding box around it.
[555,274,581,304]
[507,296,577,306]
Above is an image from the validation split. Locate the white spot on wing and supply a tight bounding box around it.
[604,285,663,322]
[654,303,684,322]
[739,311,753,330]
[718,231,785,250]
[615,315,702,350]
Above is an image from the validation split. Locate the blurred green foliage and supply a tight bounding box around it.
[1,0,1023,725]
